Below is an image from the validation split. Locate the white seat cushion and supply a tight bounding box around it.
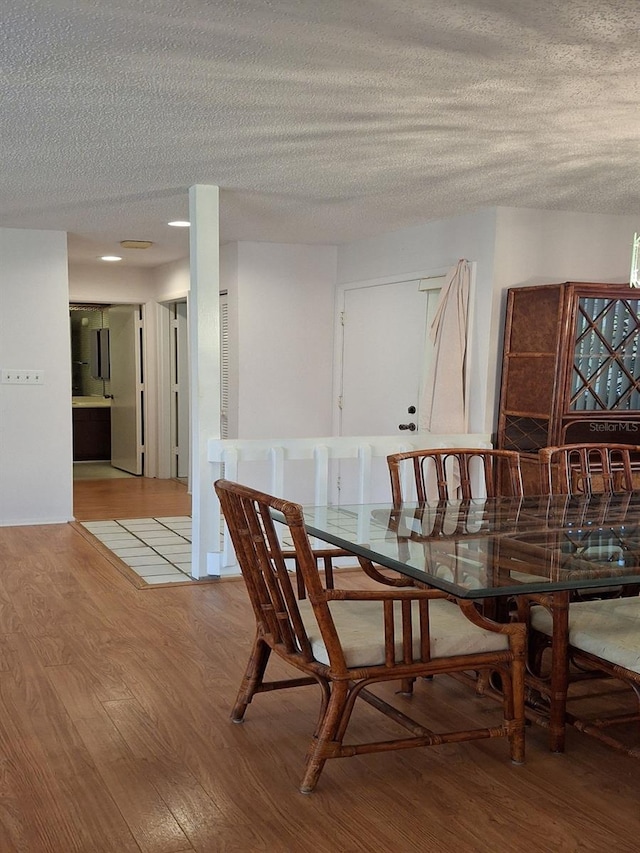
[298,598,509,669]
[530,597,640,675]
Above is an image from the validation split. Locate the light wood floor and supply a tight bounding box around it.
[74,477,191,521]
[1,519,640,851]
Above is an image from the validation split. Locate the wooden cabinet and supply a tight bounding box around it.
[72,406,111,461]
[496,282,640,492]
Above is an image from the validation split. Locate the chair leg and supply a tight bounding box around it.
[231,635,271,723]
[503,660,526,765]
[300,681,351,793]
[398,677,416,694]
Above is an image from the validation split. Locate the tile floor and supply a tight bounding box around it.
[73,462,136,480]
[81,516,194,584]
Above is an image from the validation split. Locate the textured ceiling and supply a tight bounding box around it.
[2,0,639,267]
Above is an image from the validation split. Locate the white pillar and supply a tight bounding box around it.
[188,185,220,578]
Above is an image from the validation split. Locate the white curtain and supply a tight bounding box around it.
[418,259,470,433]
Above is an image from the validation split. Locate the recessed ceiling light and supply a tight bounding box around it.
[168,220,190,227]
[100,255,122,262]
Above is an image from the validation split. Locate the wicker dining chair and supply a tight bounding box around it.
[528,594,640,759]
[538,442,640,603]
[386,448,525,683]
[538,443,638,496]
[387,447,524,505]
[215,478,526,793]
[525,443,640,727]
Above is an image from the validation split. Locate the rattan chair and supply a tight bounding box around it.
[538,443,640,600]
[386,447,525,627]
[538,443,637,496]
[387,447,524,505]
[528,594,640,758]
[215,479,526,793]
[525,444,640,751]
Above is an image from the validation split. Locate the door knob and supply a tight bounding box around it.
[398,422,416,431]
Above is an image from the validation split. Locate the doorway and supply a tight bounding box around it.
[70,302,192,566]
[160,294,227,484]
[70,302,144,479]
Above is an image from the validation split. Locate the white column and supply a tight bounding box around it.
[189,185,220,578]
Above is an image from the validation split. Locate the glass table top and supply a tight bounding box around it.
[291,493,640,599]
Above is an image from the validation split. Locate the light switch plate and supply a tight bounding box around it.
[1,369,44,384]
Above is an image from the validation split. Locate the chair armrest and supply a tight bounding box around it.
[456,598,527,639]
[322,589,526,641]
[358,556,419,587]
[323,588,450,602]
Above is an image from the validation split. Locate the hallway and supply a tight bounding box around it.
[73,476,191,522]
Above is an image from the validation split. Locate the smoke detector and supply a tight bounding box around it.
[120,240,153,249]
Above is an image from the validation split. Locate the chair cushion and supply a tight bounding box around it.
[298,598,509,669]
[530,597,640,674]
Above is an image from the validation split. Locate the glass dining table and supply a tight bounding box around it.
[287,491,640,753]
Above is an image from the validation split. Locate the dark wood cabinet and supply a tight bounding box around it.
[72,406,111,461]
[496,282,640,492]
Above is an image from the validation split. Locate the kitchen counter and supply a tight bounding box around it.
[72,396,111,408]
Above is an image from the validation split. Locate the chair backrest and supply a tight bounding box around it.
[538,444,638,495]
[214,479,342,666]
[387,448,524,503]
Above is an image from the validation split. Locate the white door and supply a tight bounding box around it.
[170,301,190,479]
[109,304,143,475]
[340,279,441,436]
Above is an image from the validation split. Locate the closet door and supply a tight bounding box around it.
[339,280,439,436]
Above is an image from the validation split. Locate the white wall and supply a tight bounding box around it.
[487,208,640,431]
[220,241,238,293]
[234,241,337,439]
[152,258,190,303]
[0,228,73,524]
[493,208,638,288]
[68,262,158,303]
[337,207,640,437]
[149,242,337,445]
[337,209,499,435]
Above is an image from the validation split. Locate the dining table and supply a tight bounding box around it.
[284,491,640,753]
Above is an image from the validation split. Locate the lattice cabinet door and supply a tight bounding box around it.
[568,294,640,419]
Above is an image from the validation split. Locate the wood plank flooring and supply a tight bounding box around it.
[1,518,640,852]
[73,477,191,521]
[9,478,640,849]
